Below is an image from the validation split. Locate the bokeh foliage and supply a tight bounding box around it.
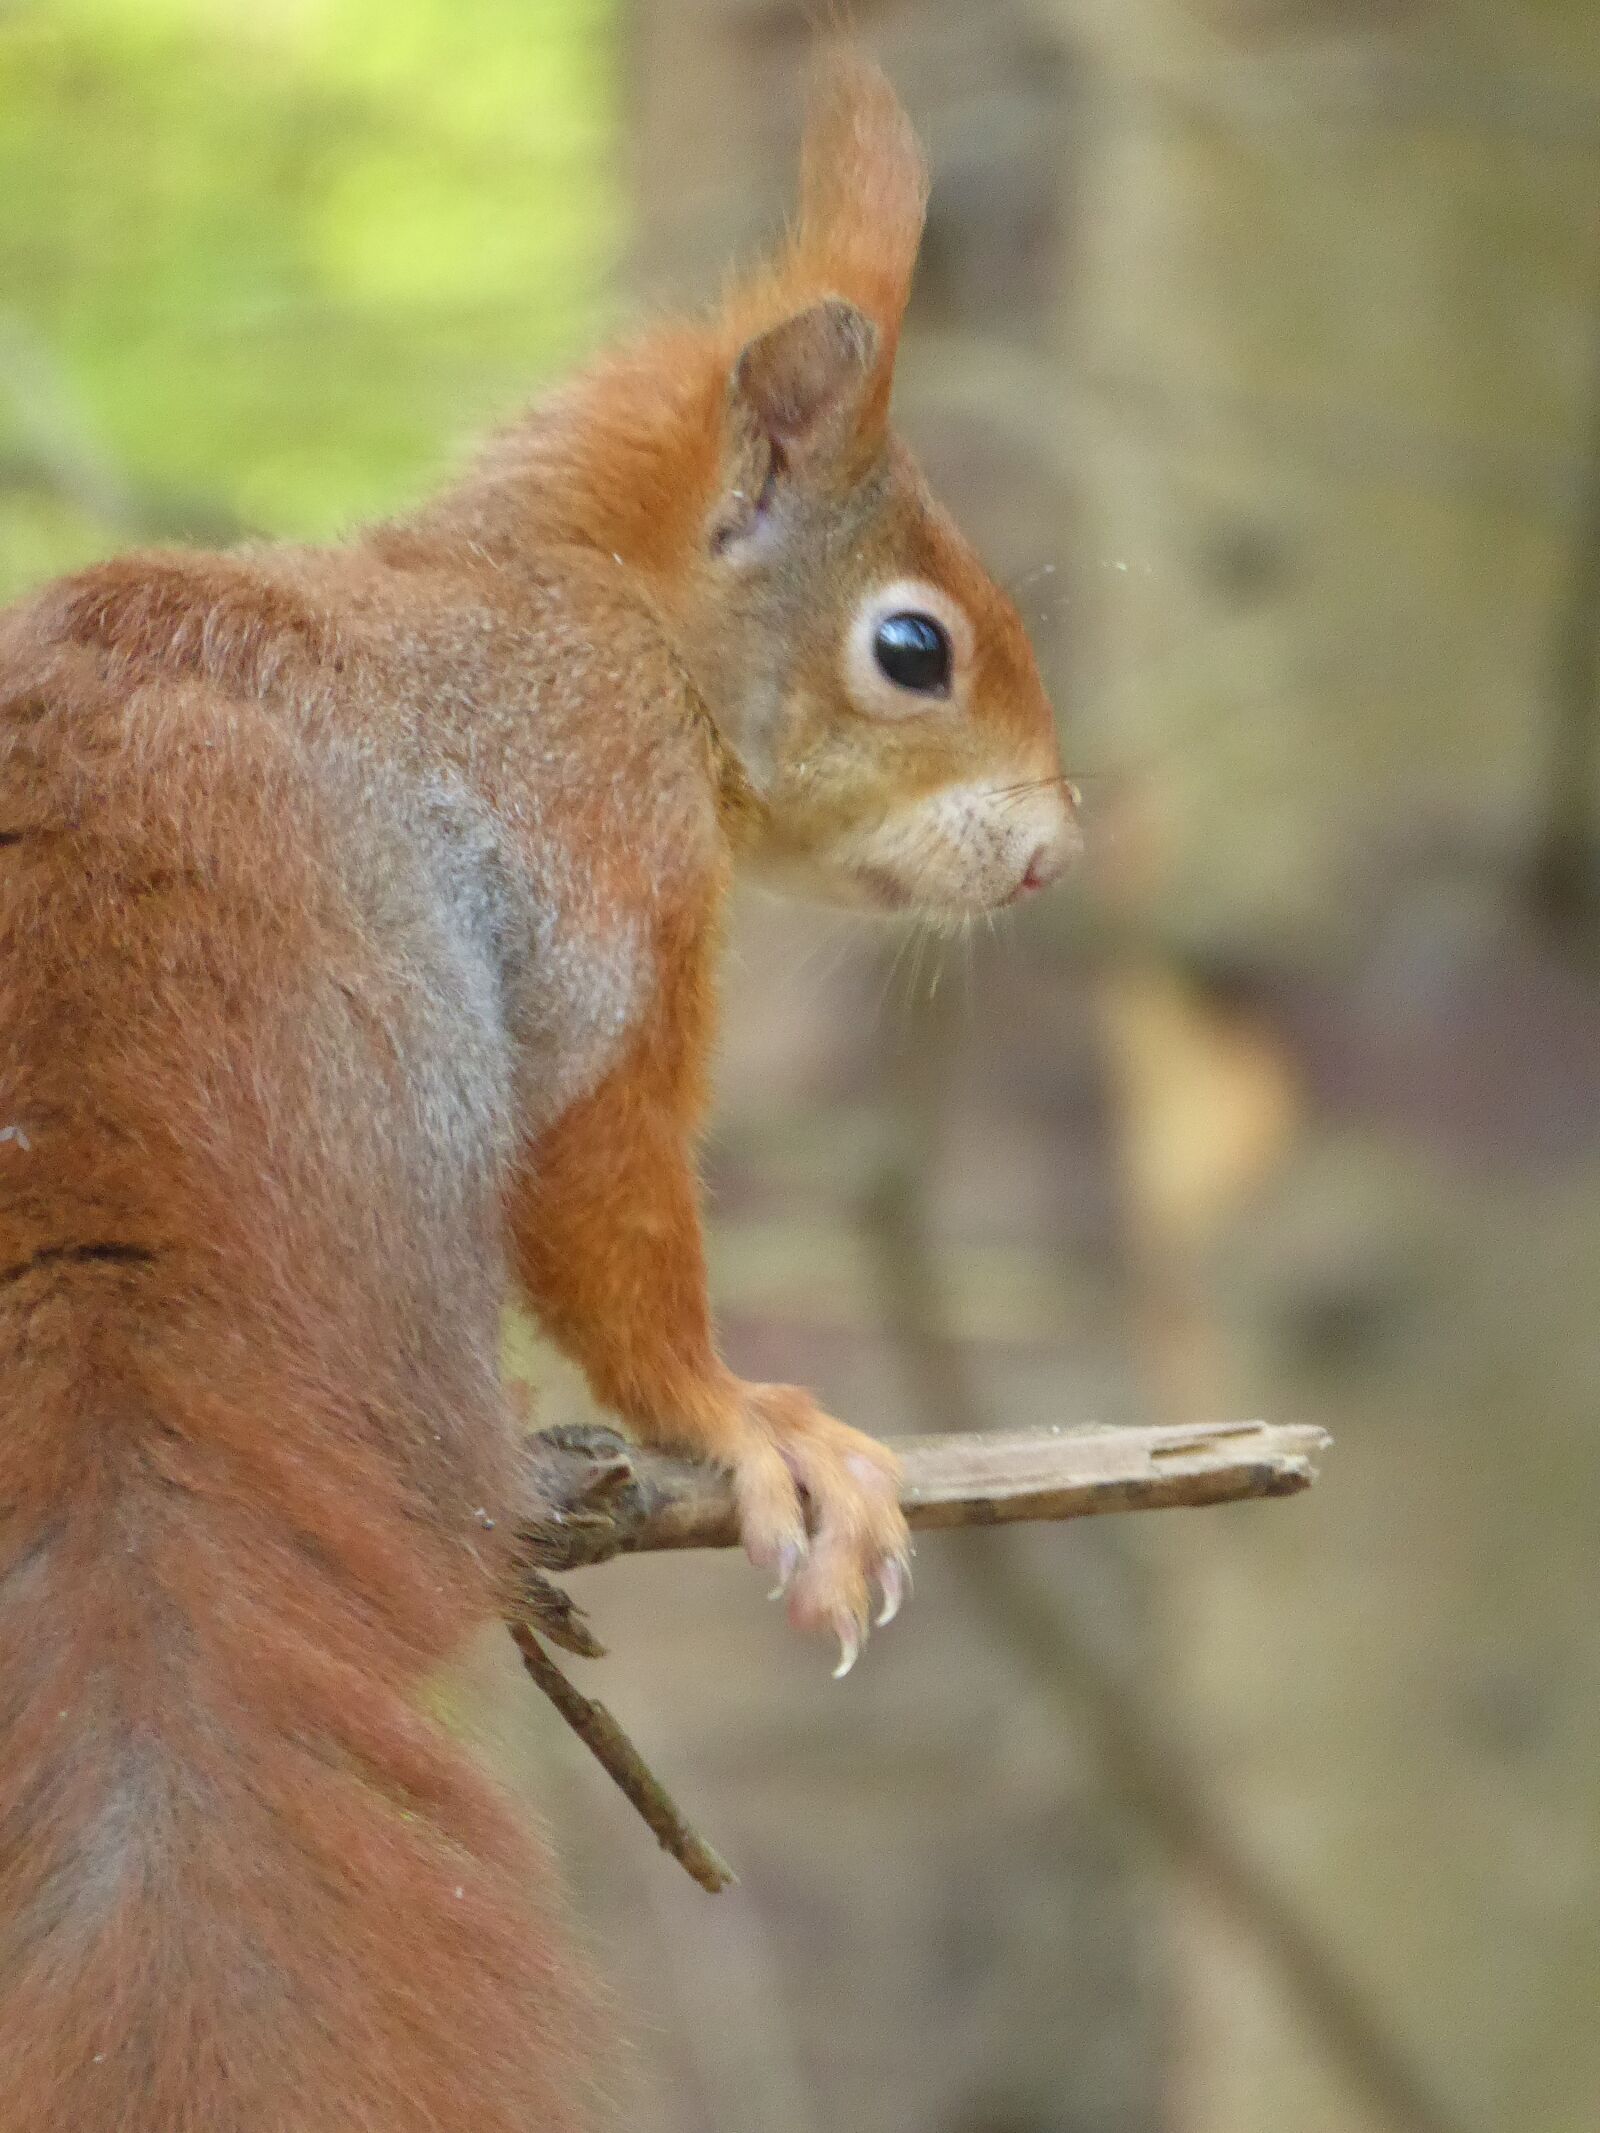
[0,0,618,596]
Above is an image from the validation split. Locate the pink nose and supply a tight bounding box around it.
[1020,845,1063,894]
[1006,794,1082,904]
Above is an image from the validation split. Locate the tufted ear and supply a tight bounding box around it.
[713,299,879,551]
[794,55,928,349]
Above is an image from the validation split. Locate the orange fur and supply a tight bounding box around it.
[0,54,1071,2132]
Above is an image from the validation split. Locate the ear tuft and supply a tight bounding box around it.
[710,58,925,541]
[730,298,878,457]
[795,53,929,344]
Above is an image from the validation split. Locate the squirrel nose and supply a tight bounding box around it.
[1018,846,1062,895]
[1005,786,1081,903]
[1021,813,1080,892]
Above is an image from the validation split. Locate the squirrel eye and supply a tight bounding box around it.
[873,611,952,696]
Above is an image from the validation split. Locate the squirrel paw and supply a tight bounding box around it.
[728,1385,910,1675]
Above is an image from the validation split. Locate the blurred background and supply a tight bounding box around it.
[5,2,1599,2129]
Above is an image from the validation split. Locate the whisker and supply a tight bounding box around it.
[907,921,932,1005]
[877,923,918,1018]
[982,773,1070,802]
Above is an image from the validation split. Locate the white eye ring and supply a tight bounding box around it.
[844,578,973,719]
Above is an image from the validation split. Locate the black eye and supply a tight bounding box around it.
[873,611,952,695]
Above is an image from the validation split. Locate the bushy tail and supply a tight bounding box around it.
[0,1302,600,2133]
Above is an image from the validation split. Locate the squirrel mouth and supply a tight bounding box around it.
[853,864,915,913]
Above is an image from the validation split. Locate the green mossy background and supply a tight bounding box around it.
[0,0,616,587]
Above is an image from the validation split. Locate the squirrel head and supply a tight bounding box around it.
[503,55,1078,916]
[695,56,1077,916]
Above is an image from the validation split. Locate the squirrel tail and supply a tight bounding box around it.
[0,626,602,2132]
[0,1277,600,2133]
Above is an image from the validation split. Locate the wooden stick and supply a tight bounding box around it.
[516,1418,1329,1573]
[511,1418,1326,1897]
[509,1621,738,1895]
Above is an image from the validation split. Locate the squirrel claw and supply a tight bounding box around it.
[726,1384,908,1666]
[767,1540,804,1601]
[875,1556,908,1628]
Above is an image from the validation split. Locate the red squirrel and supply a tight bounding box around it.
[0,54,1075,2133]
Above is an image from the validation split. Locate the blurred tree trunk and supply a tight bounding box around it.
[1055,3,1600,2130]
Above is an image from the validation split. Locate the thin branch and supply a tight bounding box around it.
[509,1414,1324,1893]
[514,1417,1326,1571]
[510,1621,738,1895]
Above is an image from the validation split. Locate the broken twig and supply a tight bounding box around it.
[509,1416,1327,1898]
[516,1417,1327,1572]
[510,1621,738,1894]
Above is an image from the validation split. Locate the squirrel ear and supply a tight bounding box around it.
[716,300,883,554]
[730,298,879,462]
[715,299,879,549]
